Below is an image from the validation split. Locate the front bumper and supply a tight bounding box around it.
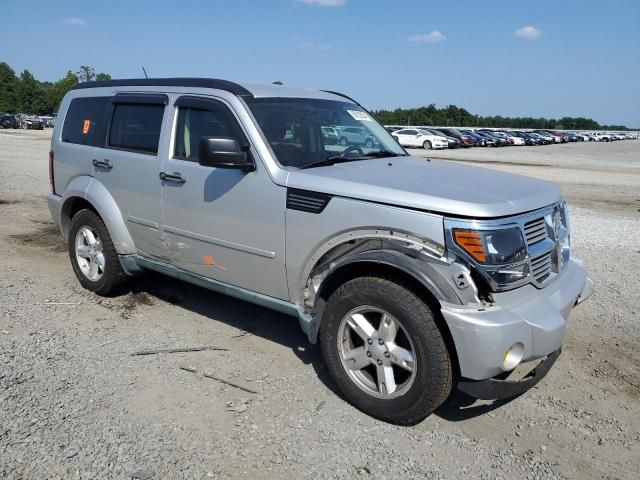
[441,258,593,381]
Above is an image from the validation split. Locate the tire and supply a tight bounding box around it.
[423,140,432,150]
[339,137,348,146]
[319,276,453,424]
[364,138,374,148]
[68,209,127,295]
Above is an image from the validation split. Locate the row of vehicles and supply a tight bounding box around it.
[386,126,637,149]
[0,113,55,130]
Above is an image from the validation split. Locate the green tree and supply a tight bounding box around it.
[76,65,96,83]
[17,70,45,113]
[96,72,112,81]
[0,62,19,112]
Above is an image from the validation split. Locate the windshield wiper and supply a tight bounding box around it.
[299,156,364,169]
[299,151,404,170]
[361,150,403,158]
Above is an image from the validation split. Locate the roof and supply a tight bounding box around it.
[71,77,353,103]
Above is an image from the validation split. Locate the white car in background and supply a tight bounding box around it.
[592,132,612,142]
[392,128,448,149]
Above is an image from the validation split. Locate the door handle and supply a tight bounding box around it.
[159,171,186,183]
[92,158,113,169]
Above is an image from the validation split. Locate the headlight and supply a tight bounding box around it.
[452,227,526,264]
[451,226,529,285]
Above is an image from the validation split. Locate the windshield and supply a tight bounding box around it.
[245,97,405,168]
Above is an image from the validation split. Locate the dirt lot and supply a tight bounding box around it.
[1,129,639,479]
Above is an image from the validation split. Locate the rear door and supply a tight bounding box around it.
[92,93,169,257]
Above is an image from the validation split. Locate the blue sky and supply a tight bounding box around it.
[1,0,639,126]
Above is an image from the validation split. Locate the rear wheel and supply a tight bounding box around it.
[68,209,127,295]
[319,276,453,424]
[339,137,348,146]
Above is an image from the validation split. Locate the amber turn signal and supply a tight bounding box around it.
[453,230,486,263]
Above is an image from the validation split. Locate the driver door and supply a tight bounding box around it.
[159,95,288,300]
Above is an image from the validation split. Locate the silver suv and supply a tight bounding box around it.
[48,78,593,424]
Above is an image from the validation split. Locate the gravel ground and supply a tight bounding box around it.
[1,130,639,479]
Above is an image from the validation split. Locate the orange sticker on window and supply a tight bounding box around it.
[82,120,91,134]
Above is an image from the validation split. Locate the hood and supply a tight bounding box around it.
[286,156,561,218]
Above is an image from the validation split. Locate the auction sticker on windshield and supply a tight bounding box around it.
[347,110,372,121]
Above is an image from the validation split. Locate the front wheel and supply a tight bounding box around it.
[423,140,432,150]
[319,276,453,424]
[68,209,127,295]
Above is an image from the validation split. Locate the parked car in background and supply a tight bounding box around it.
[488,131,523,146]
[423,129,462,148]
[459,129,493,147]
[336,126,378,148]
[39,116,55,128]
[436,128,477,147]
[0,113,20,129]
[527,132,553,145]
[321,126,338,145]
[591,132,612,142]
[475,130,508,147]
[507,131,537,146]
[392,128,448,149]
[20,114,44,130]
[535,130,562,143]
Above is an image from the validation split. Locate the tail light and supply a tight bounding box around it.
[49,150,56,194]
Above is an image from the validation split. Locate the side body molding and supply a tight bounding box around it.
[60,176,136,254]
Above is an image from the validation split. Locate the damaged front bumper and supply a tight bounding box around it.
[457,348,561,400]
[441,257,593,398]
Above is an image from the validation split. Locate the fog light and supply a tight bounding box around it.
[502,343,525,370]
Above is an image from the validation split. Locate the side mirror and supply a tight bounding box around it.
[198,137,255,171]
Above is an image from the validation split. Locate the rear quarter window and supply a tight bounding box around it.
[61,97,110,147]
[108,104,164,155]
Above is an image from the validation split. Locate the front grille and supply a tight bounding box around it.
[523,217,548,245]
[530,251,553,283]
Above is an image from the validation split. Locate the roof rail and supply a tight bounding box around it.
[72,78,253,97]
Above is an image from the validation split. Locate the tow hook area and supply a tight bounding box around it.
[456,349,561,400]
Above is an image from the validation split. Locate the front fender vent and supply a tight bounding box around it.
[286,189,331,214]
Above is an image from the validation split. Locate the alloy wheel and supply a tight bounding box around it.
[74,226,105,281]
[337,306,417,399]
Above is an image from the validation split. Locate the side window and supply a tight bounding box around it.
[174,100,244,161]
[108,104,164,154]
[61,97,110,147]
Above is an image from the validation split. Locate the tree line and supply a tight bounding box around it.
[371,104,632,131]
[0,63,111,115]
[0,61,632,130]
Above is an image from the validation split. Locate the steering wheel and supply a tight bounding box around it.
[341,145,364,157]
